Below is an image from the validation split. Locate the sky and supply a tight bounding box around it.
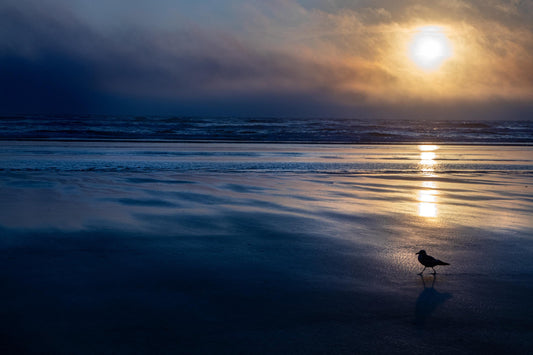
[1,0,532,119]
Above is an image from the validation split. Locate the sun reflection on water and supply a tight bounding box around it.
[418,146,439,218]
[418,145,439,152]
[420,152,436,163]
[419,200,437,218]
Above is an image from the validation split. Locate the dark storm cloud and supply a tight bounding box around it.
[0,3,101,112]
[0,51,98,113]
[0,1,395,115]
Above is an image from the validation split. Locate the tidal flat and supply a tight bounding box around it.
[0,142,532,354]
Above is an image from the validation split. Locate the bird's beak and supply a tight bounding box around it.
[415,252,420,254]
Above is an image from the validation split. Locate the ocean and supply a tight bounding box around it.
[1,115,532,143]
[0,116,532,354]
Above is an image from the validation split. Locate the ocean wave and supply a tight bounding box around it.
[1,115,532,143]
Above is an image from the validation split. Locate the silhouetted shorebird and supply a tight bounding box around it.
[416,250,449,275]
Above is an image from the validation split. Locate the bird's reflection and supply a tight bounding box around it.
[414,274,452,327]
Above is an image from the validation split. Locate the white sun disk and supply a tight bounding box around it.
[409,27,452,71]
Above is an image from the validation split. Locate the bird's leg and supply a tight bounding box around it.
[418,267,426,275]
[431,267,437,274]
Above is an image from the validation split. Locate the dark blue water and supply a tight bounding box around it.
[1,115,532,143]
[1,120,533,353]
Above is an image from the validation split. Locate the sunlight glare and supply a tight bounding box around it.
[417,145,439,218]
[418,189,438,218]
[419,202,437,218]
[418,145,439,172]
[419,190,437,203]
[420,152,436,161]
[418,145,439,151]
[422,181,437,189]
[408,27,452,71]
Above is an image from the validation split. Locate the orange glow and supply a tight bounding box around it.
[418,145,439,218]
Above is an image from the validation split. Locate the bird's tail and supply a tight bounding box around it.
[437,260,450,265]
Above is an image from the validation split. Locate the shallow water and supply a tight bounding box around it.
[0,142,532,353]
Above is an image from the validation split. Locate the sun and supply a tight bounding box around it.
[408,26,452,71]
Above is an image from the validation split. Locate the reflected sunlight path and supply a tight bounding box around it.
[418,145,439,218]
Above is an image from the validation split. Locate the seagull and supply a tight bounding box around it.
[416,250,450,275]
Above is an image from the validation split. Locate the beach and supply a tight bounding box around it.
[0,142,532,353]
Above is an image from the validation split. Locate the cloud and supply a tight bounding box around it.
[0,0,395,114]
[0,0,532,118]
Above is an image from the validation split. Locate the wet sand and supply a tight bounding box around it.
[0,143,532,354]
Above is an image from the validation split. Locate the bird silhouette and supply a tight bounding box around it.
[416,250,449,275]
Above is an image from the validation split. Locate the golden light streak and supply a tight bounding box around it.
[417,145,439,218]
[418,145,439,151]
